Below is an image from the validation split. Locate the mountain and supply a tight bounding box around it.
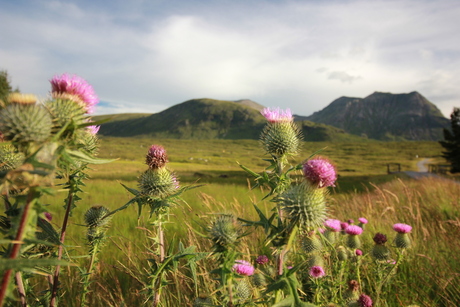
[96,98,364,141]
[304,91,449,141]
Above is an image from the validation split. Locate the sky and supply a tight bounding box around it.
[1,0,459,117]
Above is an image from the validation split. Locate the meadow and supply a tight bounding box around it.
[32,137,460,307]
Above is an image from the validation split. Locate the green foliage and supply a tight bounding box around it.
[0,70,14,103]
[439,107,460,173]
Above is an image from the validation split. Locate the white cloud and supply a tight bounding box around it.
[0,0,459,117]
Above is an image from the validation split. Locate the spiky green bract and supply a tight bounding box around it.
[208,214,242,250]
[234,278,252,303]
[301,232,323,253]
[323,229,337,244]
[0,103,52,147]
[138,167,178,199]
[252,272,267,287]
[278,182,328,231]
[394,233,411,248]
[0,143,24,171]
[371,244,391,260]
[308,252,325,268]
[84,206,111,228]
[343,280,360,304]
[337,246,348,261]
[260,122,302,158]
[45,98,87,138]
[346,234,362,249]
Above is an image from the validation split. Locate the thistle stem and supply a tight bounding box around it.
[50,187,74,307]
[0,190,35,306]
[152,218,165,307]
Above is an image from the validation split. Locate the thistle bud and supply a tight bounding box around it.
[337,246,349,261]
[234,278,252,303]
[301,231,323,253]
[138,167,179,199]
[260,107,301,158]
[393,223,412,248]
[308,252,325,268]
[0,143,24,171]
[208,214,241,248]
[0,103,52,146]
[192,295,213,307]
[278,182,328,230]
[84,206,111,228]
[345,225,363,249]
[343,280,360,303]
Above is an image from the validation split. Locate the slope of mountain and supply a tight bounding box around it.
[95,98,364,141]
[304,91,449,140]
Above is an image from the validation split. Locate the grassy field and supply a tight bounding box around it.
[22,138,460,306]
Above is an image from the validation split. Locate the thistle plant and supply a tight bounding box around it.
[80,206,112,307]
[0,74,112,307]
[110,144,198,306]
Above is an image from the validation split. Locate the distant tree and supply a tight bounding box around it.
[0,70,13,103]
[439,108,460,173]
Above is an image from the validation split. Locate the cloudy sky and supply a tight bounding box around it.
[1,0,459,117]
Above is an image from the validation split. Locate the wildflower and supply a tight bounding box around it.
[324,219,341,231]
[256,255,269,265]
[393,223,412,233]
[145,144,168,169]
[347,219,355,224]
[345,225,363,249]
[303,158,337,188]
[259,107,301,158]
[343,280,360,302]
[373,233,387,245]
[358,217,368,224]
[309,265,325,278]
[355,249,363,256]
[233,260,255,276]
[357,293,373,307]
[50,73,98,113]
[260,107,293,123]
[371,233,390,260]
[345,225,363,235]
[393,223,412,248]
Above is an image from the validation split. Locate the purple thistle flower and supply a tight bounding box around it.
[87,125,100,135]
[358,293,373,307]
[345,225,363,236]
[50,73,98,113]
[146,145,168,169]
[358,217,368,224]
[303,157,337,188]
[309,266,325,278]
[393,223,412,234]
[355,249,363,256]
[233,260,255,276]
[373,233,387,245]
[256,255,269,265]
[340,222,349,230]
[260,107,293,123]
[44,212,52,222]
[347,219,355,224]
[324,219,341,232]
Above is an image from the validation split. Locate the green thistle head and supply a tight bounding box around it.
[260,108,302,159]
[278,182,328,230]
[371,244,391,260]
[208,214,242,248]
[337,246,348,261]
[308,252,325,268]
[138,167,179,199]
[394,233,411,248]
[84,206,111,228]
[0,143,24,171]
[343,280,360,303]
[252,272,267,287]
[46,98,88,137]
[234,278,252,303]
[301,231,323,253]
[0,103,52,147]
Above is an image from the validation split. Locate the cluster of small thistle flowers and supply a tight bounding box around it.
[138,144,179,199]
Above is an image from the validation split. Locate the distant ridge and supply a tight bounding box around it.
[304,91,449,141]
[96,98,364,141]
